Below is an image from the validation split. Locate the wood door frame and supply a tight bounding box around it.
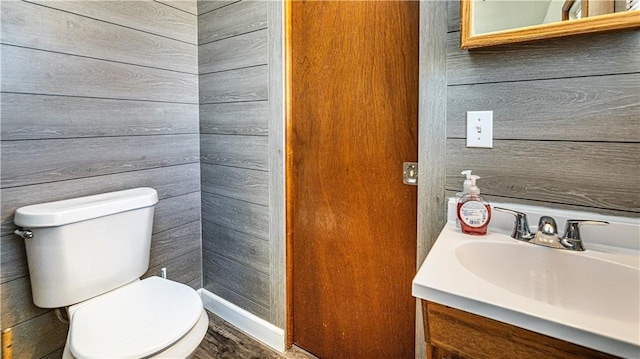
[279,0,449,356]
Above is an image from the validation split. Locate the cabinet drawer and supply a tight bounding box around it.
[423,301,617,359]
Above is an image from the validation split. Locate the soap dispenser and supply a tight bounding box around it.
[457,173,491,235]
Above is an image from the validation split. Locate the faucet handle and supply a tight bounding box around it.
[494,207,534,241]
[563,219,609,241]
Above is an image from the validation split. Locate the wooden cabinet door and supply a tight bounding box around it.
[289,1,419,358]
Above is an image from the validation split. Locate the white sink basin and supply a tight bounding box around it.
[413,200,640,358]
[455,241,640,324]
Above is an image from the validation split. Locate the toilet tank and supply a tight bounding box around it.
[14,188,158,308]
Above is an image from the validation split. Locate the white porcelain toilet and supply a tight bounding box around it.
[14,187,208,358]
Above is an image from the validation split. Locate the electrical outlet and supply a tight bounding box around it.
[466,111,493,148]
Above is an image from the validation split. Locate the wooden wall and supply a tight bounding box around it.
[0,1,201,357]
[444,1,640,217]
[198,1,274,322]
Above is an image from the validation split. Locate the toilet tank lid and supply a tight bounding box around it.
[14,187,158,228]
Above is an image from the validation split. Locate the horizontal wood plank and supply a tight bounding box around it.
[156,0,197,15]
[41,348,64,359]
[144,248,202,285]
[199,65,268,104]
[447,73,640,141]
[1,93,198,140]
[1,276,47,328]
[153,192,201,234]
[1,163,200,236]
[203,280,270,320]
[1,45,198,103]
[201,192,269,240]
[447,0,460,33]
[1,1,197,74]
[186,276,202,291]
[202,220,269,274]
[198,1,267,44]
[0,234,28,283]
[199,28,267,74]
[27,0,197,44]
[200,134,269,171]
[198,0,238,15]
[446,139,640,212]
[1,134,200,188]
[200,101,268,136]
[149,220,202,269]
[444,190,639,218]
[201,163,268,205]
[202,249,270,308]
[6,311,68,359]
[447,30,640,85]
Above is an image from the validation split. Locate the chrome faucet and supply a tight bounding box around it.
[494,207,608,251]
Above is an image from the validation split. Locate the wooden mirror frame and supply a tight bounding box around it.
[460,0,640,49]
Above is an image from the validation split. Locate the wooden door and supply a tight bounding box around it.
[288,1,419,358]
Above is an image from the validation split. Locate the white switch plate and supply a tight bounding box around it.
[466,111,493,148]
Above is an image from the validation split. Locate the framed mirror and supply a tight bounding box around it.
[461,0,640,49]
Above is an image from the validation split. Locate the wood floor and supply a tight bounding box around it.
[194,311,316,359]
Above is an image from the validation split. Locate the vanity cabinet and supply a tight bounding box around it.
[422,301,618,359]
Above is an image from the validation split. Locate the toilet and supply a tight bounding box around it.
[14,187,208,358]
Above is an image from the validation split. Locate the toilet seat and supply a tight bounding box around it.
[68,276,202,358]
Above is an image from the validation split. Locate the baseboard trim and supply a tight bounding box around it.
[198,288,285,352]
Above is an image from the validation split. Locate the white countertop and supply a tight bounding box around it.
[413,200,640,358]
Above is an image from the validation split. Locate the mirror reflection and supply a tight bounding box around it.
[472,0,638,35]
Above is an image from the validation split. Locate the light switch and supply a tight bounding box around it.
[466,111,493,148]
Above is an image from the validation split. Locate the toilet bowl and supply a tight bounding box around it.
[13,188,208,358]
[61,277,209,359]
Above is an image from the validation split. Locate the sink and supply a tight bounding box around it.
[412,199,640,358]
[455,241,640,324]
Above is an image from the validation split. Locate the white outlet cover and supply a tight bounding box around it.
[466,111,493,148]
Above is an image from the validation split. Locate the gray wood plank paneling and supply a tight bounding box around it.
[447,30,640,85]
[153,192,201,234]
[27,0,197,44]
[156,0,197,15]
[200,101,268,136]
[1,163,200,236]
[0,276,47,328]
[198,0,238,15]
[201,192,269,240]
[202,220,269,274]
[199,65,268,104]
[418,2,448,357]
[150,220,202,269]
[0,234,28,283]
[447,74,640,142]
[1,134,199,188]
[186,276,202,291]
[41,348,64,359]
[444,190,637,218]
[1,1,197,74]
[198,1,267,44]
[8,311,68,359]
[199,29,267,74]
[1,45,198,104]
[201,163,268,205]
[144,249,202,285]
[446,139,640,213]
[200,134,268,171]
[447,0,460,33]
[267,0,286,329]
[1,94,198,140]
[203,280,270,320]
[202,250,270,308]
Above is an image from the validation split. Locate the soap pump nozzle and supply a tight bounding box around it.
[461,170,473,193]
[468,174,481,195]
